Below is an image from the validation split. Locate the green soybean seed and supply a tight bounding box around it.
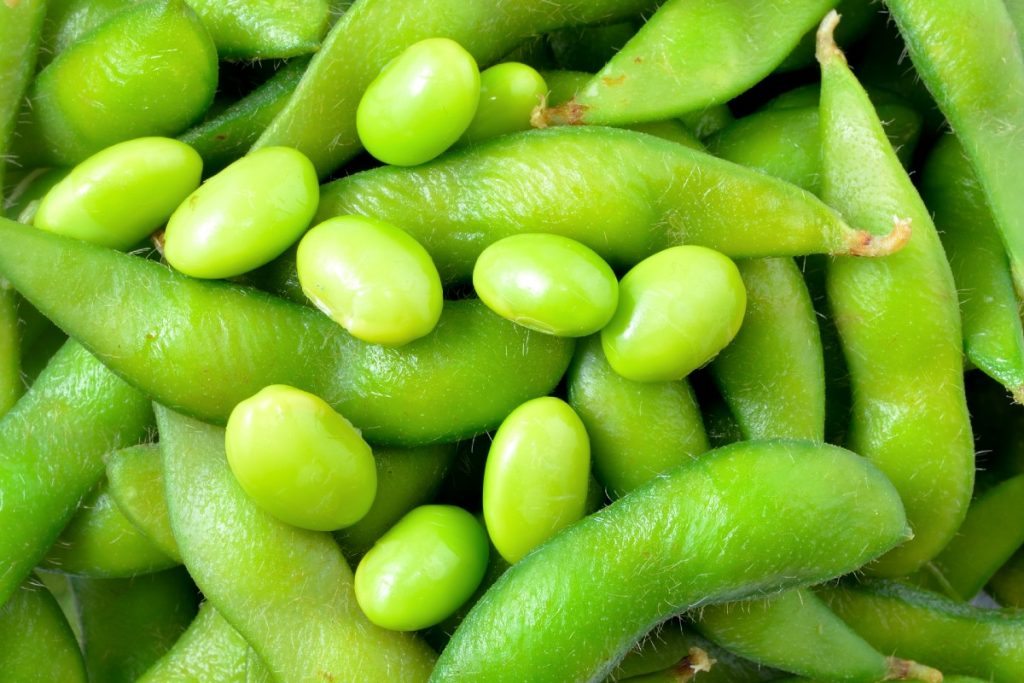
[354,504,489,631]
[459,62,547,144]
[163,146,318,279]
[297,215,443,346]
[356,37,480,166]
[472,233,618,337]
[482,396,590,564]
[35,137,202,250]
[225,384,377,531]
[601,245,746,382]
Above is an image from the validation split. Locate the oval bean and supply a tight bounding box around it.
[460,62,546,144]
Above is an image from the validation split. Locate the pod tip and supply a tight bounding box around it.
[816,10,845,66]
[845,216,912,257]
[885,656,943,682]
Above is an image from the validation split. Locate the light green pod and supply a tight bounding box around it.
[0,577,87,683]
[164,146,319,279]
[460,62,546,144]
[473,233,618,337]
[601,245,746,382]
[106,444,180,561]
[567,335,708,499]
[297,215,443,346]
[482,397,590,563]
[225,384,377,531]
[355,505,489,631]
[35,137,202,250]
[357,38,480,166]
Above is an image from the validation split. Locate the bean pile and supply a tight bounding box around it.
[1,1,1023,682]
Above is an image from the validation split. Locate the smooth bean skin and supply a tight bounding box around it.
[821,581,1024,683]
[164,146,319,279]
[355,505,489,631]
[35,137,202,250]
[335,443,456,561]
[357,38,480,166]
[539,0,836,125]
[921,134,1024,402]
[817,16,973,576]
[254,0,660,177]
[14,0,218,166]
[226,384,377,531]
[0,340,152,605]
[431,440,909,683]
[314,128,884,288]
[482,397,590,563]
[0,217,574,446]
[460,62,546,144]
[0,578,87,683]
[0,0,47,197]
[106,444,180,561]
[473,233,618,337]
[601,245,746,382]
[297,215,443,345]
[158,406,438,682]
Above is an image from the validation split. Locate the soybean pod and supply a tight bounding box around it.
[0,216,573,446]
[105,443,180,561]
[0,0,47,198]
[817,13,974,576]
[0,576,86,683]
[989,549,1024,608]
[157,405,438,682]
[431,440,909,682]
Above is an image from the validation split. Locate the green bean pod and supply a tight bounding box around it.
[0,340,152,605]
[139,602,272,683]
[913,474,1024,602]
[709,258,825,441]
[821,580,1024,682]
[179,58,309,174]
[0,577,87,683]
[157,405,438,682]
[0,216,573,446]
[885,0,1024,293]
[817,14,973,576]
[73,568,198,683]
[14,0,218,167]
[920,134,1024,402]
[313,127,903,286]
[567,335,708,499]
[0,0,47,197]
[431,440,909,682]
[694,588,941,682]
[255,0,659,176]
[42,478,178,577]
[105,443,180,561]
[539,0,836,125]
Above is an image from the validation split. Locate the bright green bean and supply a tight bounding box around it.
[821,580,1024,682]
[921,134,1024,403]
[431,440,909,682]
[158,405,438,682]
[0,216,573,446]
[314,127,902,287]
[0,0,47,199]
[567,335,708,499]
[460,62,547,144]
[0,340,152,605]
[817,13,973,576]
[538,0,837,126]
[0,576,86,683]
[73,568,198,683]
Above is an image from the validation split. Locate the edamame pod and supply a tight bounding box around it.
[0,0,47,198]
[432,440,909,682]
[139,602,272,683]
[0,340,152,605]
[539,0,837,126]
[817,14,974,576]
[0,285,21,418]
[885,0,1024,293]
[0,577,87,683]
[989,549,1024,608]
[158,406,438,682]
[315,127,906,285]
[73,568,199,683]
[254,0,660,176]
[567,335,708,499]
[182,0,328,58]
[0,216,574,446]
[920,134,1024,402]
[14,0,218,167]
[821,580,1024,682]
[106,444,180,561]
